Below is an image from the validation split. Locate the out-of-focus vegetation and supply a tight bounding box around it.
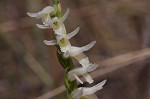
[0,0,150,99]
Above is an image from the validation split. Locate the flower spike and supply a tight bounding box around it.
[27,2,107,98]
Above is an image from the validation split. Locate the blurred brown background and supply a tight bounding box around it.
[0,0,150,99]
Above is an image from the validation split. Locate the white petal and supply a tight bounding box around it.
[60,45,71,53]
[61,9,69,22]
[43,14,51,24]
[69,41,96,56]
[68,63,97,77]
[68,67,86,83]
[72,90,98,99]
[66,27,80,39]
[79,57,91,67]
[68,66,96,84]
[54,25,66,35]
[72,88,83,99]
[50,17,65,32]
[86,64,99,72]
[36,24,50,29]
[50,17,59,26]
[92,79,107,90]
[83,73,94,84]
[27,12,39,18]
[41,6,54,14]
[82,80,107,96]
[74,74,83,84]
[43,40,57,45]
[81,41,96,52]
[68,46,83,56]
[68,67,87,76]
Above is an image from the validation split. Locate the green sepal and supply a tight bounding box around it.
[56,49,74,71]
[64,75,77,99]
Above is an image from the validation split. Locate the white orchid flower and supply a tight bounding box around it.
[27,6,55,25]
[55,27,80,44]
[68,64,98,84]
[71,80,107,99]
[43,26,79,45]
[36,9,69,29]
[61,41,96,57]
[27,6,69,29]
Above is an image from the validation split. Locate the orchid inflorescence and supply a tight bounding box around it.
[27,1,107,99]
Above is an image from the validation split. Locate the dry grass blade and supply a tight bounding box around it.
[0,33,54,87]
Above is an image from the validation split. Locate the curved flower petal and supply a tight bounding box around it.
[68,41,96,56]
[82,73,93,84]
[78,57,99,69]
[44,40,57,45]
[74,74,83,84]
[68,65,98,84]
[27,6,55,26]
[86,64,99,72]
[27,12,40,18]
[82,80,107,96]
[42,14,51,24]
[71,88,83,99]
[61,8,70,22]
[71,80,107,99]
[36,24,50,29]
[80,41,96,52]
[79,57,90,67]
[41,6,54,14]
[68,65,97,76]
[66,27,80,39]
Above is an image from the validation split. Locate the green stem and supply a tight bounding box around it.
[52,0,61,18]
[52,0,77,98]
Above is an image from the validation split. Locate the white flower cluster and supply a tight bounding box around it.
[27,6,107,99]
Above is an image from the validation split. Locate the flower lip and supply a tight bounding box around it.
[71,80,107,99]
[67,64,98,84]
